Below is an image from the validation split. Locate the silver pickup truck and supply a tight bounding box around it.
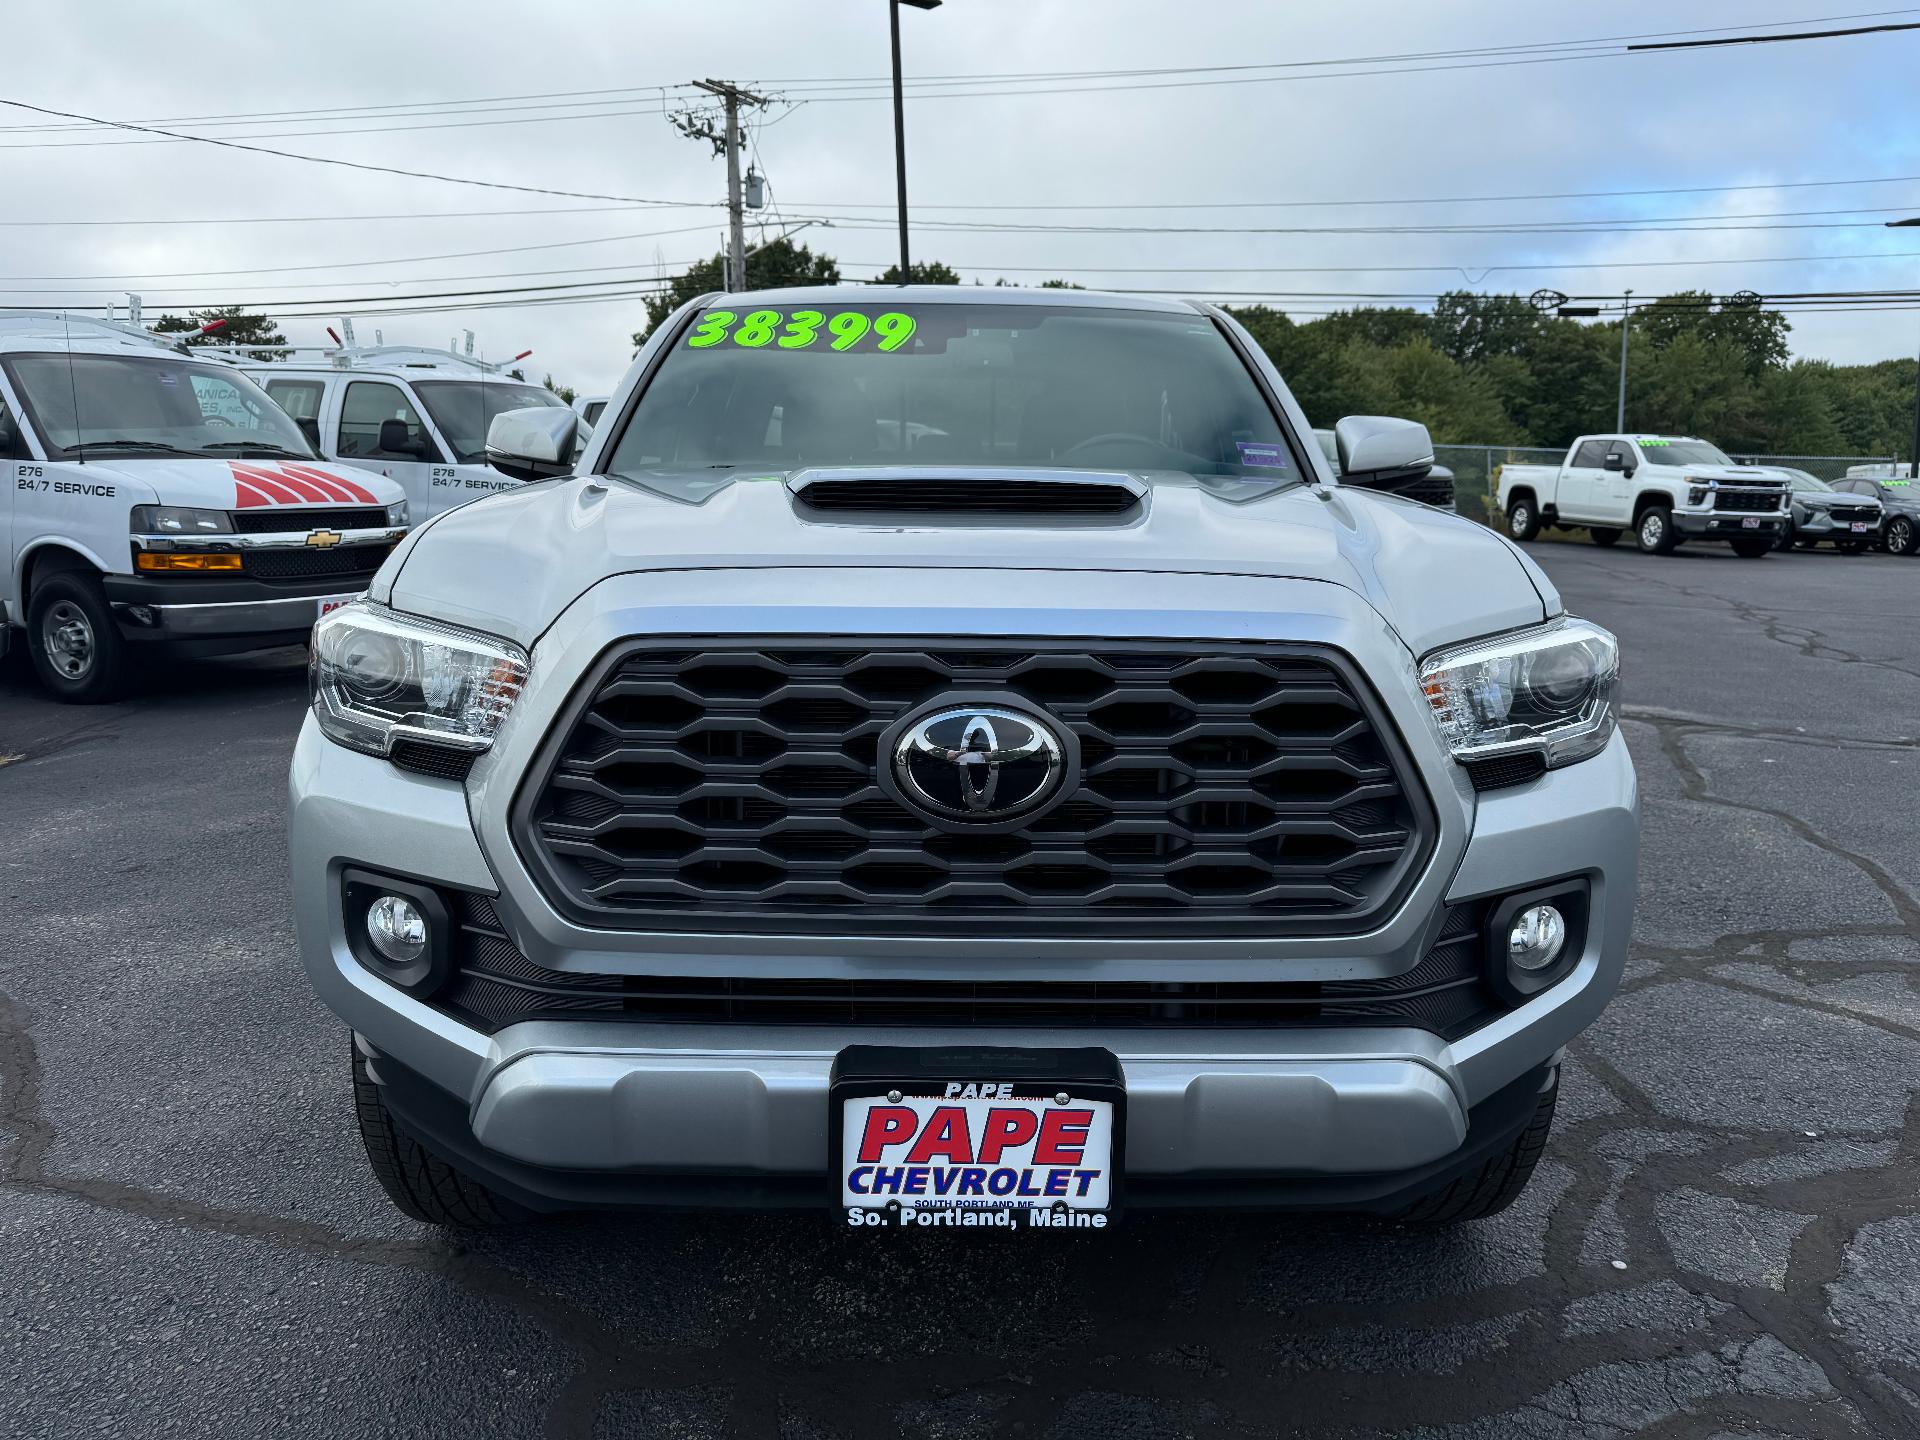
[290,286,1637,1232]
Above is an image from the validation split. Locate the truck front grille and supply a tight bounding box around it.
[1712,488,1785,514]
[439,896,1497,1039]
[515,638,1434,938]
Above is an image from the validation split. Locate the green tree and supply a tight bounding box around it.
[1429,291,1539,365]
[872,259,962,284]
[543,373,577,404]
[633,239,842,347]
[1635,291,1790,376]
[152,305,286,361]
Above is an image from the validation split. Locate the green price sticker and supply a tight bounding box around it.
[686,308,918,352]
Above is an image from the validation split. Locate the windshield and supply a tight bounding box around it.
[412,380,566,465]
[1784,470,1832,492]
[606,302,1295,481]
[1,352,317,461]
[1638,438,1735,468]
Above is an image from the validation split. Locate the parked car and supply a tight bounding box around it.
[1832,476,1920,555]
[1498,434,1789,557]
[572,393,609,427]
[1313,425,1456,509]
[1775,468,1882,553]
[0,311,407,701]
[235,344,574,520]
[291,286,1637,1231]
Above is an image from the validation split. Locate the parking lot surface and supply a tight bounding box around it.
[2,540,1918,1439]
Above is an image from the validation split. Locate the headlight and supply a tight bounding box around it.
[386,500,409,526]
[310,601,528,760]
[1419,617,1618,770]
[131,504,232,535]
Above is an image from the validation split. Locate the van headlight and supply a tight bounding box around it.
[1419,617,1618,769]
[310,601,528,760]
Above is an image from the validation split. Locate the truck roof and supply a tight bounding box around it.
[701,283,1204,315]
[0,309,247,364]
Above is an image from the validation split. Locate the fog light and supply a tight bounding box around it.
[1507,904,1566,972]
[366,895,427,965]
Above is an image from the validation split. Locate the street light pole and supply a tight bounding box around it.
[889,0,941,284]
[1616,289,1634,432]
[1888,217,1920,476]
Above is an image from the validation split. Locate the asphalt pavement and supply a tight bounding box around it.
[2,538,1918,1438]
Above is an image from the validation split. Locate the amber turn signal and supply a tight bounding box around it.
[136,551,243,572]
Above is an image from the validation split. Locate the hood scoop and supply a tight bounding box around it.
[788,465,1145,519]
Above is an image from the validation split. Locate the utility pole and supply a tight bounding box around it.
[1616,289,1634,432]
[889,0,942,283]
[685,80,770,293]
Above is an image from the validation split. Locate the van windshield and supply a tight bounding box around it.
[413,380,567,464]
[1,352,318,460]
[605,302,1295,481]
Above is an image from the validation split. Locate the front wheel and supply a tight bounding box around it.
[26,572,134,703]
[352,1042,530,1227]
[1589,527,1622,547]
[1888,516,1918,556]
[1395,1074,1558,1224]
[1730,537,1774,558]
[1636,507,1679,554]
[1506,498,1541,542]
[1775,527,1799,552]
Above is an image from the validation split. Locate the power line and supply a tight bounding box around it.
[0,96,715,205]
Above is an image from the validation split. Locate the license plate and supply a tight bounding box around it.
[833,1046,1123,1231]
[316,592,360,620]
[1851,522,1870,533]
[1741,517,1761,528]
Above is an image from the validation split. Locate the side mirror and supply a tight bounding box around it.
[378,418,424,458]
[486,406,579,483]
[1333,416,1434,491]
[1602,452,1624,473]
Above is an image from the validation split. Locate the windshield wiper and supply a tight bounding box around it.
[62,439,194,456]
[200,441,312,459]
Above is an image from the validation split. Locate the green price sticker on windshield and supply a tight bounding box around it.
[687,309,917,352]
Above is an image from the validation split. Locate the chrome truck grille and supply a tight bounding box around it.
[514,640,1434,939]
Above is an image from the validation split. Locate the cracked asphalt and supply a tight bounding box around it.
[2,539,1918,1438]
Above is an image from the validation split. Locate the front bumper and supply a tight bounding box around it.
[104,568,377,652]
[1673,509,1785,538]
[1795,510,1881,541]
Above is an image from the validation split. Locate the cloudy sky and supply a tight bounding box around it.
[4,2,1917,397]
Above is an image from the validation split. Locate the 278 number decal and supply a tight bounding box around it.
[687,309,917,352]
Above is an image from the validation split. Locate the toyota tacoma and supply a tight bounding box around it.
[290,287,1638,1230]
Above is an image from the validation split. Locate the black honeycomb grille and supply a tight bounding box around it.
[514,639,1433,938]
[437,894,1498,1038]
[230,506,387,534]
[244,544,391,581]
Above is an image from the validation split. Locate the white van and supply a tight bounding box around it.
[0,312,408,702]
[236,345,573,520]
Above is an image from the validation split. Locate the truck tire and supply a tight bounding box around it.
[26,571,134,704]
[1888,517,1918,555]
[1730,537,1773,559]
[1394,1075,1557,1225]
[1589,528,1621,547]
[1635,506,1679,555]
[1775,526,1799,552]
[1506,497,1541,542]
[352,1043,529,1227]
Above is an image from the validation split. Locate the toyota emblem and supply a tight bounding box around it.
[882,702,1075,830]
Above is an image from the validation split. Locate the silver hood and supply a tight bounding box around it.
[376,470,1554,657]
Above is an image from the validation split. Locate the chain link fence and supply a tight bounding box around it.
[1435,445,1900,528]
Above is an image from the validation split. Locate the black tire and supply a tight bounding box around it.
[1730,537,1774,559]
[1635,506,1678,554]
[1589,527,1622,547]
[1775,527,1799,553]
[1888,516,1918,556]
[1506,497,1541,542]
[25,571,134,703]
[1394,1075,1558,1224]
[352,1042,530,1227]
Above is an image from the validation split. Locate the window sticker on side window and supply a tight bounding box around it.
[686,309,919,352]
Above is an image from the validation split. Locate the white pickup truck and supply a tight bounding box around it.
[1497,435,1789,558]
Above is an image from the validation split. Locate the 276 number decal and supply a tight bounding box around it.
[687,309,918,352]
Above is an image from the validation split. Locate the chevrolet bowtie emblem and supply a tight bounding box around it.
[305,529,343,549]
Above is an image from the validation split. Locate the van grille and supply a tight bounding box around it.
[514,639,1434,938]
